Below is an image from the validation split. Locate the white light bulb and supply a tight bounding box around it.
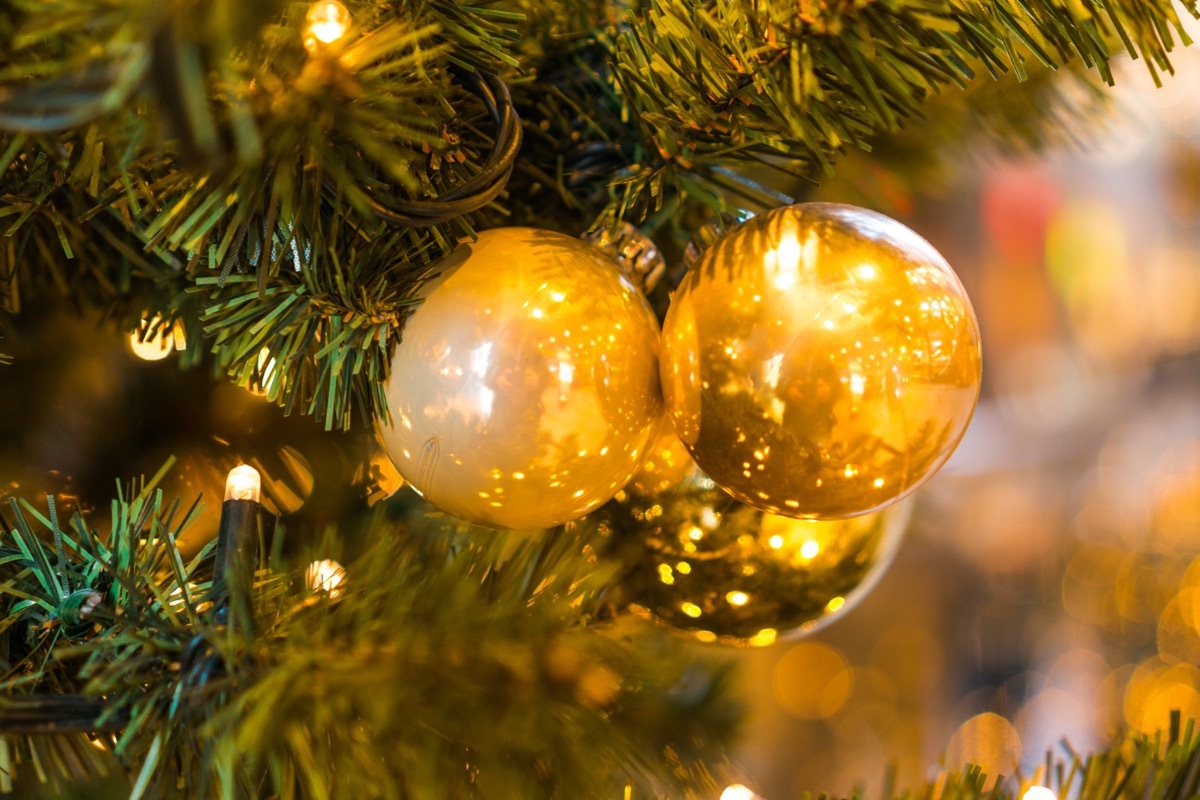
[225,465,262,502]
[307,559,346,597]
[129,315,185,361]
[1022,787,1058,800]
[304,0,352,51]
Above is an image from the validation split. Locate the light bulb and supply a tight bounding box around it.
[1022,787,1057,800]
[304,0,352,51]
[225,465,262,503]
[129,316,185,361]
[307,559,346,597]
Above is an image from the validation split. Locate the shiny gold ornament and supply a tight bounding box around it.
[623,468,912,647]
[381,228,663,530]
[661,203,982,519]
[623,422,693,499]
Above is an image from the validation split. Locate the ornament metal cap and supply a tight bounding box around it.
[581,222,666,294]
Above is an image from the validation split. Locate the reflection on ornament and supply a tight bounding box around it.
[357,437,406,507]
[580,222,666,295]
[304,0,352,52]
[661,203,982,519]
[307,559,346,597]
[624,467,911,647]
[380,228,663,530]
[624,422,693,499]
[129,316,185,362]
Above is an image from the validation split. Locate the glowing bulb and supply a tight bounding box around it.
[129,316,184,361]
[307,559,346,597]
[304,0,352,50]
[225,465,261,503]
[1022,788,1057,800]
[721,785,759,800]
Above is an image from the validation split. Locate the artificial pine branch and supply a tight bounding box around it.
[2,0,1197,431]
[0,484,739,798]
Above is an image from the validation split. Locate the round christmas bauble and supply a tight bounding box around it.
[623,422,693,499]
[661,203,981,519]
[623,468,912,646]
[381,227,663,530]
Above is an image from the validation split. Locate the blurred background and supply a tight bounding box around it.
[3,31,1200,800]
[729,41,1200,800]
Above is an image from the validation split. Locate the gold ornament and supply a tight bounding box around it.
[623,467,912,647]
[661,203,981,519]
[381,228,663,530]
[623,422,693,499]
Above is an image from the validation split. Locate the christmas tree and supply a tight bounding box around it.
[2,0,1200,798]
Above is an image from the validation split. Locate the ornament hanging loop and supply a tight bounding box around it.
[351,71,523,227]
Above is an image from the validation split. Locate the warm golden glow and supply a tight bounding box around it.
[304,1,352,51]
[307,559,347,598]
[721,785,759,800]
[1022,787,1058,800]
[624,474,912,646]
[660,203,982,519]
[225,465,261,503]
[379,229,663,529]
[129,316,184,361]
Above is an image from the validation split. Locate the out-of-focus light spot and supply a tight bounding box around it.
[749,628,777,647]
[726,591,749,607]
[1022,787,1057,800]
[307,559,346,598]
[773,642,854,720]
[800,540,820,559]
[944,712,1021,782]
[721,785,759,800]
[304,0,352,51]
[681,602,702,618]
[768,535,784,549]
[825,596,845,613]
[129,316,185,361]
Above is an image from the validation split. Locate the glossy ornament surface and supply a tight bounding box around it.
[381,227,663,530]
[623,422,694,499]
[624,468,912,647]
[661,203,982,519]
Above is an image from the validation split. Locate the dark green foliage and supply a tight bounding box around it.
[2,0,1197,428]
[0,484,739,798]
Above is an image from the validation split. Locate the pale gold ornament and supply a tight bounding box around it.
[661,203,982,519]
[623,422,693,499]
[624,467,912,647]
[381,228,663,530]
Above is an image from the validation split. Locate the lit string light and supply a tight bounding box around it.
[304,0,352,52]
[307,559,347,598]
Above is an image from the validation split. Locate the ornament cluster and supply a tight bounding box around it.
[381,204,983,643]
